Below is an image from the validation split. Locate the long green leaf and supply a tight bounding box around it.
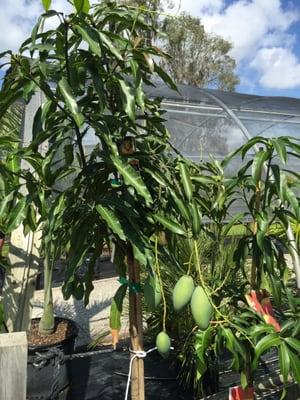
[288,348,300,383]
[271,138,287,164]
[95,205,126,241]
[73,0,90,13]
[252,150,269,185]
[118,80,135,121]
[253,334,280,369]
[98,32,123,61]
[279,342,290,383]
[111,156,152,205]
[110,284,127,330]
[6,197,27,233]
[75,25,101,57]
[179,161,193,202]
[58,78,84,127]
[285,337,300,353]
[153,214,186,236]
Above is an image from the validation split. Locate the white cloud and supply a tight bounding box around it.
[251,47,300,89]
[173,0,300,90]
[0,0,72,53]
[200,0,298,62]
[1,0,300,91]
[172,0,224,15]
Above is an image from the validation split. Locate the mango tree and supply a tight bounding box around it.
[0,1,188,398]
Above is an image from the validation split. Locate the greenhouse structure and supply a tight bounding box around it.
[82,83,300,167]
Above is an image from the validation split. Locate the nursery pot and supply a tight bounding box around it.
[27,317,78,400]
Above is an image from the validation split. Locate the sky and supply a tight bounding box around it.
[0,0,300,98]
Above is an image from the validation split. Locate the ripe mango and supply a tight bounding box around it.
[144,275,161,312]
[156,331,171,358]
[172,275,195,311]
[191,286,213,330]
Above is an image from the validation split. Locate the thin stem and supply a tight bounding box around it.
[63,19,87,169]
[193,239,255,347]
[155,236,167,332]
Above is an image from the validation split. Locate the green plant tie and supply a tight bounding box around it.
[118,277,142,294]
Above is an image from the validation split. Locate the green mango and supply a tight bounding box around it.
[190,286,213,330]
[144,275,161,312]
[172,275,195,311]
[156,331,171,358]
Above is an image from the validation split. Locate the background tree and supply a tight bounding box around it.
[160,13,239,90]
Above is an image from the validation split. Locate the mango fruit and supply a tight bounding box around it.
[144,275,161,312]
[190,286,213,330]
[172,275,195,311]
[156,331,171,358]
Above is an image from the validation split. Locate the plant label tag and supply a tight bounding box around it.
[229,386,254,400]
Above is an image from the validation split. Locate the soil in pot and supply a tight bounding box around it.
[27,317,78,400]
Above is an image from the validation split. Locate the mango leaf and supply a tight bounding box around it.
[179,161,193,202]
[98,32,123,61]
[252,150,269,185]
[42,0,51,11]
[73,0,90,13]
[75,25,101,57]
[286,189,300,220]
[253,334,280,369]
[279,342,290,383]
[95,205,126,241]
[288,348,300,383]
[118,80,135,121]
[58,78,84,127]
[285,337,300,353]
[154,64,178,91]
[169,188,191,223]
[0,192,15,220]
[222,212,245,237]
[110,284,127,330]
[190,200,201,237]
[111,156,152,205]
[153,214,186,236]
[84,242,103,306]
[271,138,287,164]
[6,197,27,233]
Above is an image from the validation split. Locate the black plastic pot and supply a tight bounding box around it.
[27,318,78,400]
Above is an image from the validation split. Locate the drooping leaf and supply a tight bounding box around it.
[288,348,300,383]
[98,32,123,60]
[279,342,290,383]
[252,149,269,185]
[109,284,127,330]
[95,205,126,241]
[111,156,153,205]
[6,197,27,233]
[178,160,193,202]
[253,334,280,369]
[118,80,135,121]
[271,138,287,164]
[75,25,101,57]
[153,214,186,236]
[285,337,300,353]
[58,78,84,127]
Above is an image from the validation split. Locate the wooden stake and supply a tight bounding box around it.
[127,245,145,400]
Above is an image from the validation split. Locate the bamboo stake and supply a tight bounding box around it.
[127,245,145,400]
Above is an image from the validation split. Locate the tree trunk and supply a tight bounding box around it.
[127,245,145,400]
[38,252,54,335]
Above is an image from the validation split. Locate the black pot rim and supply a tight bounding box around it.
[28,317,78,352]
